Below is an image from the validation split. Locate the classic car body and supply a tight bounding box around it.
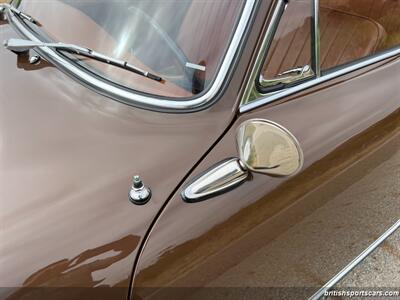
[0,0,399,299]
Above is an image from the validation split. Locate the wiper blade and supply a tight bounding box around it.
[0,3,38,24]
[3,38,163,82]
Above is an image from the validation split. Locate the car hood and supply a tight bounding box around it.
[0,23,235,299]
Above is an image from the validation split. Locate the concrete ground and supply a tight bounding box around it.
[331,229,400,299]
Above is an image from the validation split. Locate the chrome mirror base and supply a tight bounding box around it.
[181,158,250,203]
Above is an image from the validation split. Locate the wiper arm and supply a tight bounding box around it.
[3,38,163,82]
[0,3,38,24]
[1,5,162,82]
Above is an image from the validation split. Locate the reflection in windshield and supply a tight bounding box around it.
[18,0,245,98]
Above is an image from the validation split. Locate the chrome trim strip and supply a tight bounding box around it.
[241,0,288,104]
[308,219,400,300]
[6,0,256,113]
[311,0,321,77]
[255,0,288,90]
[240,47,400,113]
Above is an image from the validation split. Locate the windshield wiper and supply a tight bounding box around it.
[0,3,38,24]
[1,5,162,82]
[3,38,163,82]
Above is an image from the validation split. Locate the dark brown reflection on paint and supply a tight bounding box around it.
[5,235,139,300]
[133,108,400,300]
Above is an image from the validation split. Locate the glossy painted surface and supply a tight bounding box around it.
[0,4,262,296]
[132,55,400,299]
[2,1,400,299]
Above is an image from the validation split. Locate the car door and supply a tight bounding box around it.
[131,0,400,299]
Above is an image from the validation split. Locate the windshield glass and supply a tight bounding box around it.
[16,0,245,99]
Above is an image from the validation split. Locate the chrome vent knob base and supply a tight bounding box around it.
[129,175,151,205]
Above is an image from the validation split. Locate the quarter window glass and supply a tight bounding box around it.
[320,0,400,71]
[261,0,313,86]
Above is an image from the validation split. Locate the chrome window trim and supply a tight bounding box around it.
[6,0,256,113]
[241,0,288,104]
[311,0,320,77]
[240,47,400,113]
[308,219,400,300]
[240,0,400,113]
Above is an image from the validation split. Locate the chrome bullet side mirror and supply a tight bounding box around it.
[182,119,303,202]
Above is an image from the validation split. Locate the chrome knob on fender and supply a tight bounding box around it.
[129,175,151,205]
